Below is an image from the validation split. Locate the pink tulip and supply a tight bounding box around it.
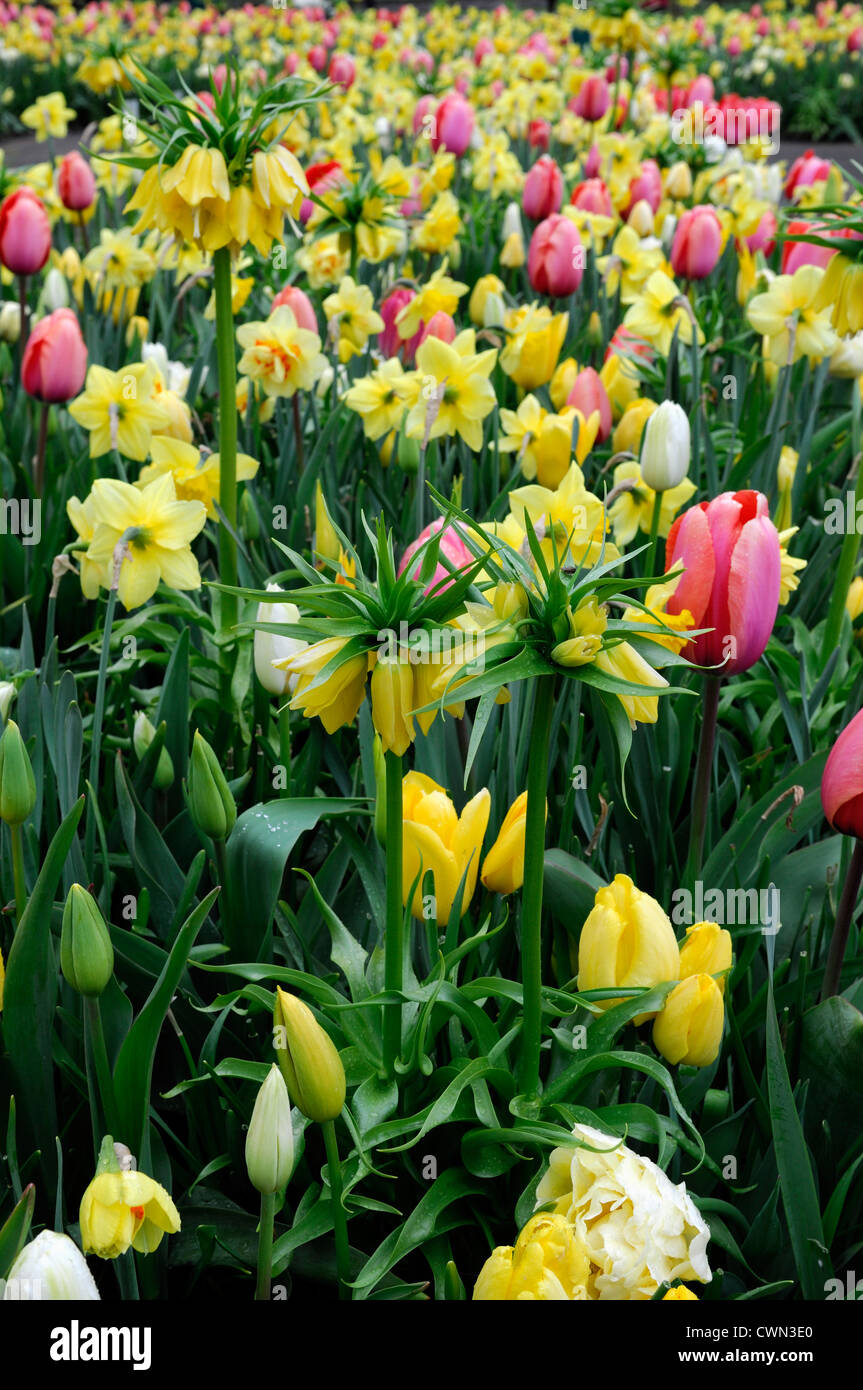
[328,54,355,89]
[413,95,436,138]
[271,285,317,332]
[418,311,457,346]
[583,144,601,179]
[745,208,777,256]
[573,75,610,123]
[784,148,831,199]
[567,367,612,442]
[665,490,781,674]
[671,206,722,280]
[822,708,863,837]
[398,518,474,595]
[522,156,563,221]
[727,35,742,55]
[0,187,51,276]
[379,287,423,363]
[431,94,475,157]
[308,44,327,73]
[625,160,662,217]
[781,220,837,275]
[848,26,863,51]
[570,178,613,217]
[57,152,96,212]
[687,74,714,106]
[528,214,584,298]
[21,308,87,403]
[474,36,494,64]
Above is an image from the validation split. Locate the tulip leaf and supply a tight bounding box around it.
[4,795,84,1181]
[543,848,606,939]
[765,983,833,1299]
[798,995,863,1163]
[114,752,187,939]
[113,888,219,1162]
[351,1169,485,1297]
[295,867,369,1002]
[0,1184,35,1281]
[221,797,367,959]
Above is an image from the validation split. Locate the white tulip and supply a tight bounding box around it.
[0,681,14,722]
[42,268,70,312]
[254,584,307,696]
[3,1231,100,1300]
[640,400,691,491]
[245,1064,295,1195]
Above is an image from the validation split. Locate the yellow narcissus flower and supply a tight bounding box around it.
[622,576,693,656]
[481,791,545,895]
[343,358,407,440]
[599,226,665,304]
[608,460,696,546]
[509,463,609,570]
[500,304,568,390]
[576,873,680,1015]
[777,527,806,605]
[66,492,107,599]
[653,973,725,1068]
[412,190,462,256]
[21,91,77,140]
[612,398,657,456]
[79,1169,181,1258]
[678,922,732,993]
[137,438,259,521]
[549,358,579,413]
[473,1214,591,1301]
[282,638,369,735]
[295,233,350,289]
[747,265,838,366]
[404,330,497,451]
[595,640,669,728]
[236,375,276,424]
[236,306,328,398]
[624,271,704,356]
[69,363,170,462]
[323,276,385,363]
[600,351,642,418]
[499,395,599,489]
[396,262,469,340]
[83,228,157,295]
[402,771,490,925]
[83,474,207,611]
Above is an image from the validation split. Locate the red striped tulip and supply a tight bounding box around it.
[665,490,781,674]
[0,187,51,276]
[522,156,563,221]
[528,214,584,298]
[822,708,863,836]
[567,366,612,442]
[431,94,475,157]
[57,152,96,212]
[573,75,610,123]
[671,206,722,280]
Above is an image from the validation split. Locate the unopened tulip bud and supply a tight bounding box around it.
[3,1231,100,1301]
[41,267,70,312]
[664,161,693,201]
[132,712,174,791]
[188,730,236,840]
[481,791,540,895]
[0,719,36,825]
[273,987,346,1123]
[577,873,680,1020]
[627,199,655,237]
[468,273,506,328]
[60,884,114,998]
[639,400,691,490]
[254,585,306,697]
[0,681,14,722]
[679,922,732,992]
[653,973,724,1068]
[0,301,21,343]
[245,1064,295,1194]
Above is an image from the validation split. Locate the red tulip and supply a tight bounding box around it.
[528,214,584,298]
[822,708,863,836]
[573,75,610,123]
[21,308,87,403]
[665,490,781,674]
[271,284,317,332]
[570,178,613,217]
[522,156,563,221]
[567,367,612,442]
[57,152,96,213]
[430,94,475,157]
[0,187,51,276]
[670,206,722,280]
[784,148,831,199]
[848,26,863,51]
[528,120,551,151]
[328,53,355,89]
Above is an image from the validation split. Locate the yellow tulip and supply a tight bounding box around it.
[273,987,346,1123]
[663,1285,699,1300]
[549,357,579,413]
[678,922,732,993]
[612,398,657,456]
[371,654,415,756]
[576,873,680,1019]
[79,1170,181,1259]
[402,771,490,924]
[500,306,568,391]
[468,273,506,327]
[473,1214,591,1300]
[481,791,545,895]
[847,576,863,630]
[653,974,724,1068]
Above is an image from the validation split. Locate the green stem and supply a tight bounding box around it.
[10,822,25,923]
[213,246,239,655]
[84,995,118,1137]
[382,748,404,1079]
[821,837,863,1000]
[687,676,721,883]
[822,408,863,663]
[34,402,49,496]
[115,1249,139,1301]
[322,1118,350,1300]
[278,703,292,798]
[85,586,118,867]
[518,674,555,1100]
[645,488,663,577]
[291,394,305,476]
[18,275,29,361]
[254,1191,276,1301]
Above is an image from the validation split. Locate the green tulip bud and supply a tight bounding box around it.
[133,712,175,791]
[240,488,261,542]
[188,731,236,841]
[273,987,346,1123]
[397,431,420,475]
[245,1064,294,1194]
[0,720,36,826]
[60,884,114,997]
